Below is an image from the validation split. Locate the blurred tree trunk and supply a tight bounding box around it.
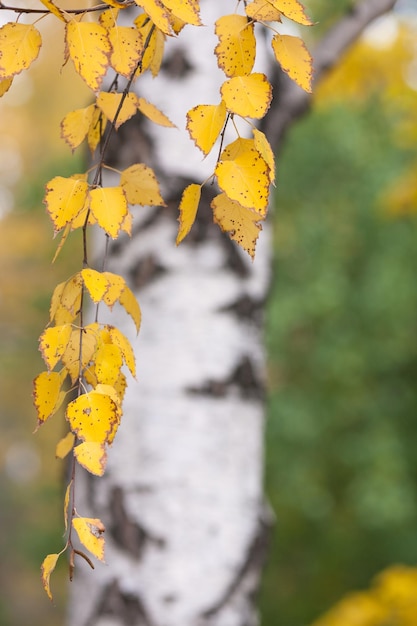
[68,2,396,625]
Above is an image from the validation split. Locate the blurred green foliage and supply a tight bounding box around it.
[261,82,417,626]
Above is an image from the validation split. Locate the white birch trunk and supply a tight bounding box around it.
[68,4,272,625]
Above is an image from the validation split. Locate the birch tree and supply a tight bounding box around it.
[0,1,398,624]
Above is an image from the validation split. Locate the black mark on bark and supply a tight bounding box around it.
[200,505,274,625]
[128,253,167,289]
[187,355,264,400]
[94,579,153,626]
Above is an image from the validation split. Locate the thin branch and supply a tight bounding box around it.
[0,1,134,15]
[264,0,398,153]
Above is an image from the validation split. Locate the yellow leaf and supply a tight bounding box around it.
[33,371,65,428]
[268,0,312,25]
[72,517,105,562]
[102,272,126,307]
[245,0,282,22]
[89,186,128,238]
[108,326,136,377]
[120,163,165,206]
[134,15,158,74]
[113,371,127,402]
[66,21,110,92]
[95,343,123,386]
[57,272,82,314]
[271,33,313,93]
[44,176,89,233]
[99,8,119,29]
[176,183,201,244]
[81,268,111,304]
[61,323,100,383]
[39,324,73,371]
[119,285,141,333]
[39,0,66,22]
[134,0,173,35]
[61,105,96,151]
[66,391,119,445]
[215,138,270,213]
[163,0,202,26]
[74,442,107,476]
[0,23,42,80]
[94,383,122,412]
[253,128,275,184]
[104,0,128,8]
[41,553,60,601]
[221,73,272,119]
[63,480,72,532]
[96,92,138,129]
[149,27,165,77]
[0,77,13,96]
[120,209,133,236]
[56,432,75,459]
[109,25,143,77]
[212,193,262,259]
[87,106,105,153]
[186,101,227,155]
[136,96,176,127]
[215,15,256,77]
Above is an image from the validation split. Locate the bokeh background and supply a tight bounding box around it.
[0,1,417,625]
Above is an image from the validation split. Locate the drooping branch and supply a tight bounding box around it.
[264,0,398,152]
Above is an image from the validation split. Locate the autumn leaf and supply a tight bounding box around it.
[221,73,272,119]
[72,517,105,562]
[63,480,72,532]
[0,23,42,80]
[39,0,66,22]
[81,268,111,304]
[66,391,119,445]
[253,128,276,184]
[96,92,138,129]
[0,77,13,97]
[186,101,227,155]
[66,21,110,92]
[268,0,312,25]
[61,323,100,383]
[245,0,282,22]
[134,0,173,34]
[212,193,262,259]
[119,285,141,333]
[215,138,270,213]
[102,272,126,307]
[215,15,256,77]
[107,327,136,377]
[271,33,313,93]
[61,105,97,151]
[41,553,60,601]
[74,442,107,476]
[56,432,75,459]
[163,0,202,26]
[176,183,201,244]
[108,25,143,77]
[120,163,165,206]
[33,371,66,428]
[136,96,176,127]
[44,176,89,232]
[89,186,128,238]
[95,343,123,386]
[39,324,73,371]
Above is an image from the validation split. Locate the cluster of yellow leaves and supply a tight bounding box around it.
[0,0,315,599]
[311,565,417,626]
[179,0,314,258]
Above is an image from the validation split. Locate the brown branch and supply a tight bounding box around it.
[0,2,134,15]
[264,0,398,154]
